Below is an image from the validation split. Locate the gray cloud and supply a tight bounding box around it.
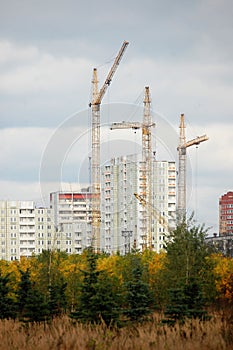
[0,0,233,233]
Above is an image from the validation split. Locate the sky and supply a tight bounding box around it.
[0,0,233,234]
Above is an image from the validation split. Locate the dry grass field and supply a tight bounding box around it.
[0,313,232,350]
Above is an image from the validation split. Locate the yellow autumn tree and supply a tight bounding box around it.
[212,253,233,303]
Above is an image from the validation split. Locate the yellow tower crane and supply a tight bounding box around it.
[89,41,129,252]
[134,192,171,252]
[134,192,171,234]
[177,113,208,222]
[110,87,155,249]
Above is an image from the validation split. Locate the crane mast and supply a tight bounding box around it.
[141,87,153,249]
[110,87,155,250]
[177,113,208,222]
[91,68,101,250]
[177,114,186,222]
[90,41,129,252]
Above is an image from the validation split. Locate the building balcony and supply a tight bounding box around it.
[19,226,35,232]
[19,212,35,218]
[73,216,86,221]
[19,242,35,248]
[20,234,35,239]
[20,247,35,255]
[19,221,35,227]
[74,243,82,249]
[73,210,87,215]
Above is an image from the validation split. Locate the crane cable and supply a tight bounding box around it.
[195,145,199,222]
[106,86,110,163]
[88,101,92,188]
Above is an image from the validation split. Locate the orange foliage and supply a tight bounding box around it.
[141,250,166,286]
[212,254,233,302]
[97,254,123,283]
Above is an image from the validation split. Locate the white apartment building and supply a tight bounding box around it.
[0,192,93,261]
[0,201,54,261]
[50,190,92,254]
[153,160,176,250]
[0,163,176,260]
[101,155,176,254]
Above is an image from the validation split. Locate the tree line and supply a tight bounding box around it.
[0,219,233,325]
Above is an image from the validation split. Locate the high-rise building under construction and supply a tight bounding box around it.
[101,155,176,254]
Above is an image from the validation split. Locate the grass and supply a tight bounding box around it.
[0,313,232,350]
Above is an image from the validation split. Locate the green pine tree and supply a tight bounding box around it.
[122,254,154,322]
[17,269,32,318]
[70,248,121,325]
[94,270,121,326]
[162,217,215,324]
[163,287,188,325]
[0,272,16,319]
[48,281,67,318]
[22,288,50,322]
[17,269,49,322]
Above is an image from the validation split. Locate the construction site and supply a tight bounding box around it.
[0,41,209,260]
[85,40,208,254]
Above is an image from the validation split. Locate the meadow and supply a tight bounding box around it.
[0,312,232,350]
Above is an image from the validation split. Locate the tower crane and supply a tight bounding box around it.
[110,87,155,249]
[89,41,129,252]
[177,113,208,222]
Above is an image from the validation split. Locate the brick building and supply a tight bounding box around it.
[219,191,233,235]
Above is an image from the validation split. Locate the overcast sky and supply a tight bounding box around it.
[0,0,233,234]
